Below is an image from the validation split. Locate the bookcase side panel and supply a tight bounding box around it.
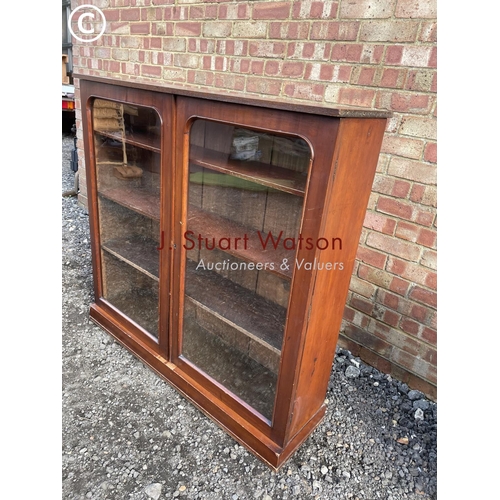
[287,118,387,439]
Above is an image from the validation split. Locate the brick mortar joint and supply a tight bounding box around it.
[355,259,437,292]
[357,253,437,271]
[347,290,438,323]
[374,194,437,206]
[86,55,436,85]
[373,199,437,215]
[338,333,437,383]
[345,306,438,349]
[75,59,437,109]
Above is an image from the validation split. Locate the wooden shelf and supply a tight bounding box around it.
[99,187,160,220]
[95,129,161,153]
[182,315,277,418]
[102,237,159,282]
[185,260,286,354]
[188,205,294,280]
[189,145,307,197]
[106,287,159,339]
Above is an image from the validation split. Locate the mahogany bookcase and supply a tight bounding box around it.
[79,75,389,469]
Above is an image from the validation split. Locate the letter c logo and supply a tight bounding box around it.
[78,12,95,35]
[68,5,107,43]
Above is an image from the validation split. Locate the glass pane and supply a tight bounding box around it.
[93,99,161,339]
[181,119,311,419]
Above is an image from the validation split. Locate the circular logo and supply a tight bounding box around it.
[68,5,107,43]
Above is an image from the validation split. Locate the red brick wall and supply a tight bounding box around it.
[73,0,437,399]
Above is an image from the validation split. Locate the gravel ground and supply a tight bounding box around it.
[62,132,437,500]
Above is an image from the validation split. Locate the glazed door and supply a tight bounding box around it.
[173,98,313,424]
[87,87,172,350]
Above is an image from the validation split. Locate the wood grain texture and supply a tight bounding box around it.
[185,259,286,352]
[99,187,160,220]
[81,78,387,469]
[189,145,307,196]
[286,118,387,439]
[76,73,392,119]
